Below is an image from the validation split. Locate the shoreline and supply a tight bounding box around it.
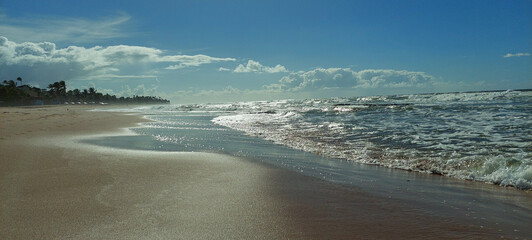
[0,105,523,239]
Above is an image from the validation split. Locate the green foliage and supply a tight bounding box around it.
[0,78,170,106]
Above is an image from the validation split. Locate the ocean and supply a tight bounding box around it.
[121,89,531,189]
[87,89,532,236]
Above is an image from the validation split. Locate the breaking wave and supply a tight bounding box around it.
[144,90,532,189]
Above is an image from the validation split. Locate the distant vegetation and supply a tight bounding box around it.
[0,77,170,106]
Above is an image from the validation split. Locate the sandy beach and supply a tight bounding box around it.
[0,106,511,239]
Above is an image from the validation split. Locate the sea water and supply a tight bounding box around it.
[133,89,532,190]
[87,89,532,237]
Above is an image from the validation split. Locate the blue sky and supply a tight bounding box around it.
[1,0,531,103]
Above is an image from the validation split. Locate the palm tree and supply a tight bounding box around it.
[1,80,19,101]
[58,81,66,97]
[73,89,81,100]
[88,87,96,101]
[82,89,89,100]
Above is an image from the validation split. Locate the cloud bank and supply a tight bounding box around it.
[503,52,531,58]
[270,68,434,91]
[233,60,288,73]
[0,36,235,85]
[164,55,235,70]
[1,37,438,102]
[167,68,438,103]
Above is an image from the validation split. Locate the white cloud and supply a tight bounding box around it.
[503,52,531,58]
[0,13,131,43]
[164,55,236,70]
[356,69,434,88]
[265,64,289,73]
[0,36,236,85]
[165,65,184,70]
[275,68,435,91]
[233,60,288,73]
[167,68,438,103]
[218,67,231,72]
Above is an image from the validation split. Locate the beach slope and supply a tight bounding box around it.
[0,106,500,239]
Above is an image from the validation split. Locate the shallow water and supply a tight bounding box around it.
[122,90,532,189]
[85,100,532,238]
[210,90,532,190]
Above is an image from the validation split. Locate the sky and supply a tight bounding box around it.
[1,0,531,103]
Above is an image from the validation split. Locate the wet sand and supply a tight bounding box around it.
[0,106,507,239]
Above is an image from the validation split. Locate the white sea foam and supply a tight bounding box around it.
[210,90,532,189]
[118,90,532,189]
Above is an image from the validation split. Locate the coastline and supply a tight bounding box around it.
[0,105,518,239]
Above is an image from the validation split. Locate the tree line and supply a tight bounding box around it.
[0,77,170,106]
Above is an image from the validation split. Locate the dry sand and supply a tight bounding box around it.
[0,105,502,239]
